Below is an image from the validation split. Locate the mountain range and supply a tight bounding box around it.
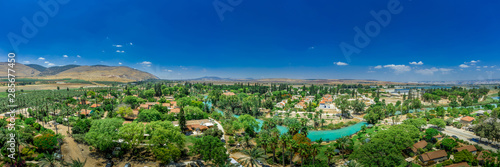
[0,63,158,82]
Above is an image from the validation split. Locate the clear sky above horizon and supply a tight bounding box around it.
[1,0,499,82]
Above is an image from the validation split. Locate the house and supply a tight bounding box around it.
[477,151,492,165]
[79,109,92,116]
[410,140,428,154]
[78,101,91,105]
[419,150,448,164]
[433,134,443,141]
[319,100,333,109]
[145,102,159,109]
[294,101,307,109]
[103,94,115,99]
[460,116,475,126]
[304,96,315,103]
[186,124,209,133]
[444,162,469,167]
[223,91,236,96]
[275,100,288,108]
[292,95,302,100]
[456,145,477,155]
[170,108,181,114]
[90,104,101,108]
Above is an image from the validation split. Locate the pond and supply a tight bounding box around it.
[204,97,368,141]
[493,96,499,100]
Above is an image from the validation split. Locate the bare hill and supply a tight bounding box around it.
[43,65,158,82]
[0,62,41,77]
[0,63,158,82]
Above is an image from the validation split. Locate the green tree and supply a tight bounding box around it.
[440,138,457,151]
[117,106,133,117]
[424,128,440,142]
[429,118,446,129]
[238,114,260,136]
[193,135,229,165]
[118,122,145,153]
[453,150,474,163]
[179,107,187,133]
[84,118,123,152]
[137,109,163,122]
[123,96,141,109]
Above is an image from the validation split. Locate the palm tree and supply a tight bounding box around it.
[39,152,57,167]
[279,134,291,167]
[335,136,352,160]
[325,144,337,166]
[62,158,87,167]
[298,143,310,166]
[238,148,268,167]
[243,135,252,148]
[288,140,298,166]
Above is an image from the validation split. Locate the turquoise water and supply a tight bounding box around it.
[205,97,366,141]
[493,96,499,100]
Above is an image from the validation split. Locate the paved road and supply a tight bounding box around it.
[441,126,499,152]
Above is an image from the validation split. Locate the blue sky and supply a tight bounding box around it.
[1,0,499,81]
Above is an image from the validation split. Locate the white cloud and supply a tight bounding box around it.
[129,42,133,46]
[116,50,125,53]
[168,70,173,72]
[63,55,68,58]
[374,65,382,69]
[415,67,453,75]
[409,61,423,65]
[47,63,55,66]
[139,61,152,67]
[23,61,30,63]
[459,64,469,68]
[44,61,49,64]
[439,68,453,74]
[118,62,122,65]
[470,60,480,64]
[308,46,315,50]
[367,71,375,73]
[77,55,81,58]
[383,64,411,74]
[334,62,348,66]
[113,44,123,48]
[483,66,488,68]
[38,57,45,60]
[476,69,481,71]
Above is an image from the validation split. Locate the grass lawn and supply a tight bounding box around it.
[0,92,7,98]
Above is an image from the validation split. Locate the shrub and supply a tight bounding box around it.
[33,134,58,152]
[441,160,453,166]
[33,122,41,130]
[34,153,45,161]
[24,118,35,126]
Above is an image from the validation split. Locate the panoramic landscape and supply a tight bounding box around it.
[2,1,500,167]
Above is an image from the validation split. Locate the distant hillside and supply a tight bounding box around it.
[46,65,158,82]
[0,62,41,77]
[0,63,158,82]
[26,64,47,72]
[190,76,234,81]
[26,64,81,76]
[187,77,406,85]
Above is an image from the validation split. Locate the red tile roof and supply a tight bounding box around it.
[461,116,475,122]
[420,150,447,162]
[411,140,428,153]
[444,162,469,167]
[90,104,101,108]
[170,108,181,114]
[456,145,477,153]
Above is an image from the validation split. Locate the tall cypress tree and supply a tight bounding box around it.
[179,107,187,133]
